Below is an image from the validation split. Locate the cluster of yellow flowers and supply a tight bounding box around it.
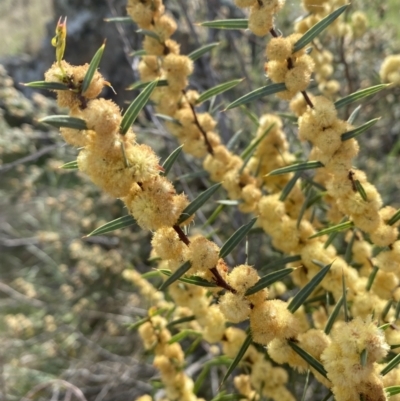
[322,317,390,401]
[234,0,286,36]
[5,313,35,338]
[139,315,201,401]
[265,34,315,100]
[294,0,368,96]
[128,0,266,213]
[380,55,400,86]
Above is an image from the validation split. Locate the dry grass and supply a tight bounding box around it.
[0,0,53,56]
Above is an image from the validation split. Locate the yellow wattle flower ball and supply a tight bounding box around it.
[380,54,400,85]
[188,237,220,273]
[151,227,187,261]
[227,264,260,295]
[218,292,251,323]
[248,5,274,37]
[123,176,189,230]
[250,299,300,345]
[266,37,292,61]
[351,11,368,38]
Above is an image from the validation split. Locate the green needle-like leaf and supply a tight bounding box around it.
[203,204,226,228]
[385,386,400,397]
[39,115,87,130]
[158,269,218,288]
[396,301,400,320]
[23,81,69,90]
[366,265,379,292]
[301,370,311,401]
[241,123,275,160]
[324,216,348,248]
[277,112,298,122]
[141,271,162,280]
[199,19,248,29]
[188,42,219,60]
[60,160,78,170]
[166,315,195,329]
[293,5,348,53]
[360,349,368,367]
[127,79,168,91]
[354,180,368,201]
[84,215,135,237]
[387,209,400,226]
[238,148,255,175]
[216,200,241,206]
[82,42,105,95]
[155,114,182,125]
[176,170,209,182]
[136,29,160,41]
[320,392,333,401]
[381,300,393,322]
[226,129,244,151]
[260,255,302,272]
[279,171,302,202]
[334,84,389,110]
[219,217,257,259]
[245,267,296,296]
[288,262,333,313]
[341,118,380,141]
[161,145,183,176]
[221,333,252,386]
[344,230,356,263]
[176,183,221,225]
[347,105,362,124]
[130,49,147,57]
[194,357,231,394]
[168,329,201,344]
[240,106,260,127]
[324,295,344,334]
[104,17,133,23]
[381,353,400,376]
[196,78,243,104]
[126,317,149,331]
[268,161,324,176]
[120,80,158,135]
[288,341,328,378]
[224,83,286,110]
[159,261,192,290]
[309,221,354,239]
[379,323,392,331]
[297,187,314,230]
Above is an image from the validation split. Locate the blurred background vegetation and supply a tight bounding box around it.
[1,1,400,400]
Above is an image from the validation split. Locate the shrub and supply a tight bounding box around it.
[4,0,400,400]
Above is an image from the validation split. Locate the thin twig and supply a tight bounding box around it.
[301,90,314,108]
[173,225,191,246]
[0,281,45,308]
[209,267,236,293]
[183,91,214,154]
[0,236,39,247]
[21,380,88,401]
[0,144,59,173]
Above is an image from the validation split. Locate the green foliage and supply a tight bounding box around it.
[288,262,333,313]
[81,41,106,95]
[85,215,136,237]
[120,79,158,135]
